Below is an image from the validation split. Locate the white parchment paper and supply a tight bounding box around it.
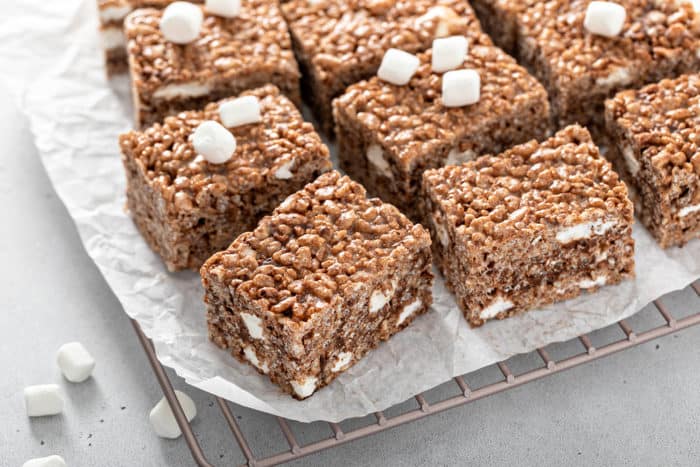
[2,0,699,423]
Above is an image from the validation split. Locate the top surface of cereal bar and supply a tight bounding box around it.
[606,73,700,181]
[98,0,203,19]
[335,38,547,167]
[119,85,330,201]
[202,171,430,322]
[282,0,483,81]
[423,125,632,242]
[520,0,700,82]
[124,1,298,93]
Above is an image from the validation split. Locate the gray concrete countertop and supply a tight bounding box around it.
[1,80,699,467]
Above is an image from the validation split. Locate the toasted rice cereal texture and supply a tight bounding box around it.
[605,73,700,248]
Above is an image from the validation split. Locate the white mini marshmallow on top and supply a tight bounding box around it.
[149,390,197,439]
[22,455,66,467]
[442,69,480,107]
[584,1,626,38]
[205,0,241,18]
[219,96,262,128]
[432,35,468,73]
[24,384,64,417]
[377,48,421,86]
[57,342,96,383]
[192,120,237,164]
[160,2,204,44]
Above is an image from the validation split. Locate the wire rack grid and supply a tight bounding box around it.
[131,281,700,467]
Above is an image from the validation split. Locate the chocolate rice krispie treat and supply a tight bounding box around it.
[469,0,536,55]
[421,125,635,327]
[509,0,700,134]
[119,85,331,272]
[334,37,551,220]
[281,0,484,135]
[201,171,434,399]
[605,73,700,248]
[125,1,301,127]
[97,0,202,75]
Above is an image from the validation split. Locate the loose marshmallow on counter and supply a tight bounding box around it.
[160,2,204,44]
[192,120,237,164]
[24,384,64,417]
[584,1,626,38]
[432,36,468,73]
[57,342,96,383]
[22,455,66,467]
[149,390,197,439]
[442,69,480,107]
[219,95,262,128]
[206,0,241,18]
[377,48,420,86]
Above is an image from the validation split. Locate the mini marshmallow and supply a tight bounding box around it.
[160,2,204,44]
[219,95,262,128]
[206,0,241,18]
[24,384,64,417]
[56,342,96,383]
[192,120,237,164]
[584,1,626,38]
[22,455,66,467]
[442,69,480,107]
[432,35,468,73]
[149,390,197,439]
[377,48,420,86]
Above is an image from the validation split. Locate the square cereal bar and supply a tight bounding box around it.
[511,0,700,133]
[119,85,332,271]
[421,125,635,327]
[97,0,202,75]
[605,73,700,248]
[125,1,301,127]
[201,171,434,399]
[334,37,551,220]
[281,0,484,134]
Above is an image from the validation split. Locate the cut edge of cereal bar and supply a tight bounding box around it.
[201,170,434,399]
[605,73,700,248]
[421,125,635,327]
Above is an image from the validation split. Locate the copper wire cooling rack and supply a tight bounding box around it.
[131,281,700,467]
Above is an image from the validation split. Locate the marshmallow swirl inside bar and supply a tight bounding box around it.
[334,35,551,220]
[119,85,332,271]
[125,1,301,127]
[421,125,635,327]
[201,171,434,399]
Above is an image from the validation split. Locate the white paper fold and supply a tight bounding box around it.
[1,0,698,423]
